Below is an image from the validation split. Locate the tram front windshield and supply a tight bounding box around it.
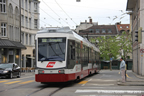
[38,37,66,62]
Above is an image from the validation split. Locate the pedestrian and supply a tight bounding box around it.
[120,57,126,83]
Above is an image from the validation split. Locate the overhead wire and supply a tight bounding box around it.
[54,0,77,25]
[41,0,71,27]
[38,6,64,26]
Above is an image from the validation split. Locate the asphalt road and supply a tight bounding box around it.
[0,70,144,96]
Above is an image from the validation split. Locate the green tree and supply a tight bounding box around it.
[89,36,120,61]
[119,31,132,60]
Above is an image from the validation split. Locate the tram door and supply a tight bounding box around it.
[67,40,75,69]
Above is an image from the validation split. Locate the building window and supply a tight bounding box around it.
[29,1,31,11]
[34,19,38,29]
[1,23,7,37]
[34,2,38,12]
[96,29,99,33]
[102,29,106,33]
[21,0,24,8]
[15,7,19,20]
[9,25,12,40]
[120,26,122,28]
[9,4,13,18]
[29,34,31,45]
[0,0,6,13]
[108,29,112,33]
[25,0,27,10]
[21,32,24,44]
[21,15,24,26]
[26,34,28,45]
[14,27,16,40]
[29,18,31,29]
[126,26,129,28]
[15,27,19,41]
[89,29,94,33]
[25,17,28,28]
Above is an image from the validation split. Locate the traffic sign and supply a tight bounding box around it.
[140,49,144,53]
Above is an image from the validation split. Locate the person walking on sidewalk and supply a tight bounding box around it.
[120,58,126,83]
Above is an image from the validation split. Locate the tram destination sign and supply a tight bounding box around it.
[42,38,63,43]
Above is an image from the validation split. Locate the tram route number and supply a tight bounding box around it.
[140,49,144,53]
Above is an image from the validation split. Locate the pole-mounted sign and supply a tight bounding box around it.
[140,49,144,53]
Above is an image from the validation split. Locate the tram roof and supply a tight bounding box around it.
[37,27,100,52]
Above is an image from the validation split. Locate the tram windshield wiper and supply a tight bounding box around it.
[40,56,64,62]
[40,57,46,63]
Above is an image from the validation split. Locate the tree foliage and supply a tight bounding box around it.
[119,32,132,60]
[89,32,132,60]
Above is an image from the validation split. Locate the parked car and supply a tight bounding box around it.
[0,63,21,79]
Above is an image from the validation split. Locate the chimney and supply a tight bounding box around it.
[89,18,92,24]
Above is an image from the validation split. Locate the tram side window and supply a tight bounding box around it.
[75,42,80,62]
[69,41,75,60]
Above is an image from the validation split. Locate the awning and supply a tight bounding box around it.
[0,39,26,49]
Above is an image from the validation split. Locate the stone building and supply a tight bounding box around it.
[126,0,144,75]
[0,0,26,65]
[0,0,40,68]
[20,0,40,68]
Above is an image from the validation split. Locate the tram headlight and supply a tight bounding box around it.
[58,70,64,74]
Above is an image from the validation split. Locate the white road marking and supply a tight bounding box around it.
[75,89,144,94]
[81,84,85,86]
[90,84,114,86]
[92,79,116,82]
[88,79,92,81]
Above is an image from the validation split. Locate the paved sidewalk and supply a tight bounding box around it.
[117,71,144,86]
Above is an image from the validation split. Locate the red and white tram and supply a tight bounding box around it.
[35,27,101,83]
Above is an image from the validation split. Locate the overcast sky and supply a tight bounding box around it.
[39,0,129,29]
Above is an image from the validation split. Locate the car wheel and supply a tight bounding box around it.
[17,72,21,78]
[9,72,13,79]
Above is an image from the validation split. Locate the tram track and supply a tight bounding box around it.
[25,82,74,96]
[26,86,64,96]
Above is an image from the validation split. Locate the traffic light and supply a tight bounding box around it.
[135,30,138,42]
[135,27,142,43]
[138,27,142,43]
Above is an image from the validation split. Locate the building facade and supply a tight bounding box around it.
[0,0,40,68]
[20,0,40,68]
[126,0,144,75]
[78,24,118,41]
[0,0,26,66]
[75,18,98,33]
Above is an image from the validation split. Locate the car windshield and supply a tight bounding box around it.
[0,64,13,69]
[38,37,66,61]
